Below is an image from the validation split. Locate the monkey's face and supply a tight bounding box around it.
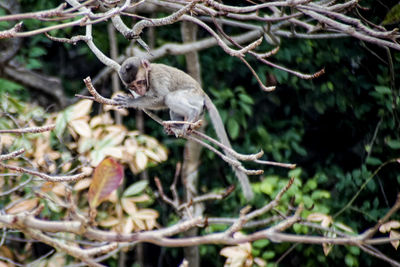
[119,57,150,97]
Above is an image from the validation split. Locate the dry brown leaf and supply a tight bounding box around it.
[52,183,67,196]
[379,220,400,233]
[41,181,56,193]
[6,198,39,214]
[220,233,253,267]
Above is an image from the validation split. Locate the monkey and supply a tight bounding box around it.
[115,57,254,200]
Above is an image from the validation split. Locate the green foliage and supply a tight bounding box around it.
[382,3,400,25]
[209,86,254,140]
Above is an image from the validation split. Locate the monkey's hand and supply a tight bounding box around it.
[114,94,137,109]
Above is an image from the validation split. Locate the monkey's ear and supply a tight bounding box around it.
[141,59,151,70]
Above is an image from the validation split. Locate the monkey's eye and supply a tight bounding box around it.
[125,64,132,70]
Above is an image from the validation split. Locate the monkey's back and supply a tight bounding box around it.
[150,63,203,96]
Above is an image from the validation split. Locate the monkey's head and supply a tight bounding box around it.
[119,57,141,84]
[119,57,151,96]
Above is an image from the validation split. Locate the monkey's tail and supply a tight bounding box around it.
[204,95,254,200]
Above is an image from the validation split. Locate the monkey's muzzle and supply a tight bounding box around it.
[128,79,147,96]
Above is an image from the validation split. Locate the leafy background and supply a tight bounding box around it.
[0,0,400,266]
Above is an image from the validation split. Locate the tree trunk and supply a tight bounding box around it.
[180,21,204,267]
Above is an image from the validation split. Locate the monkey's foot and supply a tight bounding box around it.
[113,94,135,109]
[163,124,189,138]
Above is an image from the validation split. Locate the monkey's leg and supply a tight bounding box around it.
[164,90,204,137]
[164,110,185,136]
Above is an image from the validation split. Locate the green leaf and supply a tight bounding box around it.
[227,118,239,140]
[374,85,391,94]
[54,107,73,138]
[387,139,400,149]
[252,239,270,249]
[261,251,275,260]
[345,254,357,267]
[29,46,47,58]
[366,156,382,166]
[382,3,400,25]
[238,93,254,104]
[288,168,302,178]
[123,180,149,197]
[26,58,43,69]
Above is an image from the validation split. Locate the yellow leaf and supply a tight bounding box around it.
[155,146,168,161]
[99,217,120,227]
[307,213,332,227]
[307,212,328,222]
[135,209,159,220]
[103,146,124,159]
[379,220,400,233]
[121,198,137,215]
[52,183,67,196]
[41,182,56,193]
[335,222,354,233]
[321,216,332,228]
[253,257,266,267]
[144,149,161,162]
[103,130,126,146]
[322,243,333,256]
[390,230,400,249]
[135,151,148,170]
[106,190,118,203]
[71,100,92,120]
[73,178,92,191]
[125,194,151,203]
[124,138,138,155]
[69,119,92,138]
[89,115,103,128]
[6,198,39,214]
[145,219,157,230]
[123,217,135,234]
[132,216,146,231]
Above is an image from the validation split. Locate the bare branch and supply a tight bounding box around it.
[0,163,91,182]
[0,124,55,134]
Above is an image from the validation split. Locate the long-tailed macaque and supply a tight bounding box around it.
[116,57,254,200]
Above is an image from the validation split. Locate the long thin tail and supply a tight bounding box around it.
[204,95,254,200]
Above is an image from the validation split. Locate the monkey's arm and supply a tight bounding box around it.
[114,94,165,110]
